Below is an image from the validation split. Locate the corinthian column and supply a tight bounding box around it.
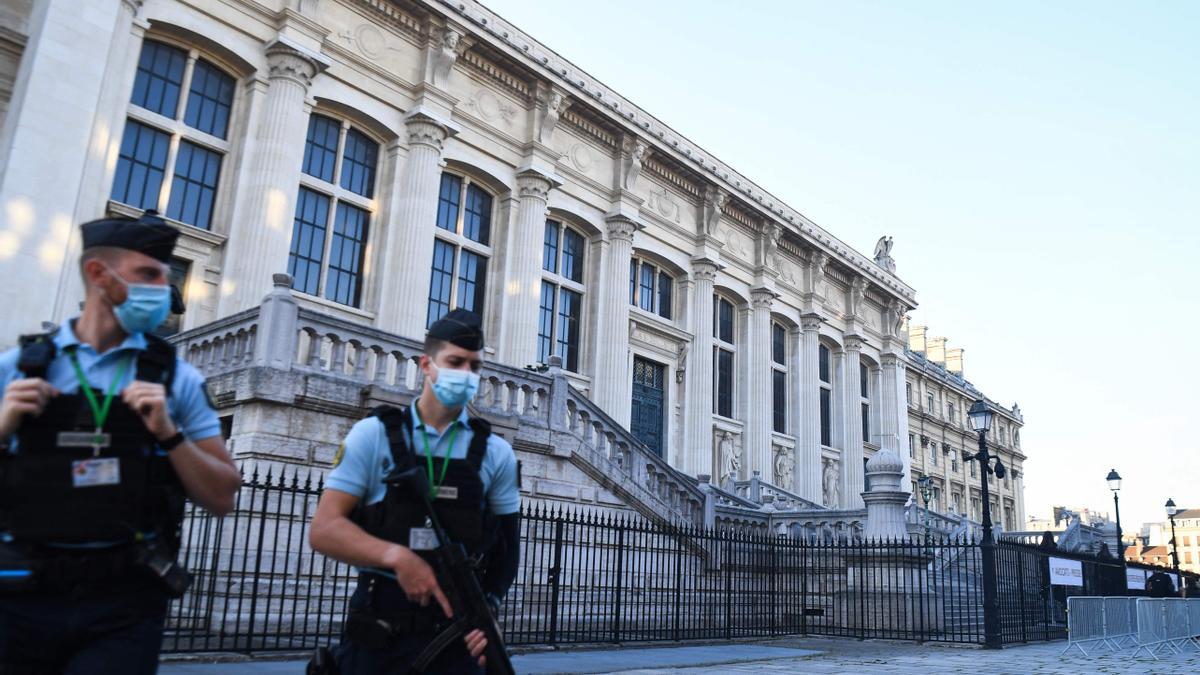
[222,39,325,314]
[591,215,637,426]
[682,260,719,477]
[798,313,823,501]
[745,288,774,481]
[378,112,454,337]
[879,352,909,479]
[496,169,554,368]
[841,335,865,508]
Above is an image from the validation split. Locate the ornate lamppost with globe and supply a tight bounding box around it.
[963,400,1005,649]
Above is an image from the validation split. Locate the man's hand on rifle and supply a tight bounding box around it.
[383,544,452,618]
[465,629,488,667]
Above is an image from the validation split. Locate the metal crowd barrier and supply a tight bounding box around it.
[1066,597,1200,660]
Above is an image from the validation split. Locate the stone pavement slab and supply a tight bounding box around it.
[159,637,1200,674]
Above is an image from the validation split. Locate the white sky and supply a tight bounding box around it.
[481,0,1200,530]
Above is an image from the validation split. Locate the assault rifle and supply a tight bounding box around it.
[389,467,516,675]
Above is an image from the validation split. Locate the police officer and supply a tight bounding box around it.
[0,211,241,674]
[310,309,521,674]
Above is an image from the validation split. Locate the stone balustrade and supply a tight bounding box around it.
[170,275,900,538]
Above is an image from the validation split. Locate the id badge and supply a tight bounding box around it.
[435,486,459,500]
[72,457,121,488]
[409,527,439,551]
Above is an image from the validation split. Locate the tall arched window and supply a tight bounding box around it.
[629,258,673,320]
[818,343,832,446]
[771,321,787,434]
[713,295,735,418]
[539,219,585,371]
[111,38,236,230]
[287,113,379,307]
[427,172,493,327]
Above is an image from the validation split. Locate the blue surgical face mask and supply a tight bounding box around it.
[430,364,481,408]
[105,265,171,335]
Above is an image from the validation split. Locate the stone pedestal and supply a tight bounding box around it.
[838,550,944,635]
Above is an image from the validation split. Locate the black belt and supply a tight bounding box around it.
[1,544,141,593]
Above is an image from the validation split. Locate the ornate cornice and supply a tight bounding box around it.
[430,0,917,304]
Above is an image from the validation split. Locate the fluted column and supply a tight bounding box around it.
[51,0,147,321]
[222,39,324,314]
[745,289,774,481]
[879,352,910,492]
[682,260,718,478]
[841,335,865,508]
[497,169,554,367]
[591,216,636,426]
[798,313,823,502]
[378,112,453,337]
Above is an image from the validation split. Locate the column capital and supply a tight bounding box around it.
[880,352,904,369]
[750,287,776,310]
[800,312,824,332]
[691,258,721,283]
[844,334,866,352]
[120,0,145,14]
[605,214,639,242]
[403,110,456,151]
[264,37,329,89]
[516,168,555,201]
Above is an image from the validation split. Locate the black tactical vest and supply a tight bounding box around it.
[353,405,491,562]
[0,331,186,547]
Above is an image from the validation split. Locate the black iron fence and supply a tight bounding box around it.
[161,469,1196,653]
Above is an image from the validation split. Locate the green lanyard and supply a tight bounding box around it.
[414,408,459,499]
[67,350,131,446]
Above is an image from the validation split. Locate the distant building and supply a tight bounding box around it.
[1132,509,1200,574]
[904,324,1026,530]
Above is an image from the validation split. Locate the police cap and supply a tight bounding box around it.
[81,210,179,263]
[427,309,485,351]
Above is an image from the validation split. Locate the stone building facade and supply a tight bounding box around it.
[0,0,1021,525]
[903,326,1026,530]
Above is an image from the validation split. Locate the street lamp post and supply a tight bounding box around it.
[918,475,933,552]
[1107,469,1124,561]
[965,399,1005,649]
[1166,498,1183,596]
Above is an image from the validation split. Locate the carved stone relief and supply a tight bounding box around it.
[647,185,681,223]
[721,227,750,261]
[466,89,517,126]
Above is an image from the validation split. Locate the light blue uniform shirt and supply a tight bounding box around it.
[0,319,222,449]
[327,405,520,517]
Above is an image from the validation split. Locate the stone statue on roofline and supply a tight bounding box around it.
[874,235,896,274]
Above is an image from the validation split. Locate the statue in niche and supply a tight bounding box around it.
[537,91,566,145]
[622,139,647,191]
[717,432,740,489]
[429,28,462,87]
[873,235,896,274]
[822,458,840,507]
[702,186,727,237]
[773,446,794,488]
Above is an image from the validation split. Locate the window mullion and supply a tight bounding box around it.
[458,178,470,237]
[177,54,198,123]
[158,133,183,213]
[449,243,461,312]
[333,122,349,188]
[318,196,338,297]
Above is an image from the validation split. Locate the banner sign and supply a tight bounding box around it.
[1049,557,1083,586]
[1126,568,1147,591]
